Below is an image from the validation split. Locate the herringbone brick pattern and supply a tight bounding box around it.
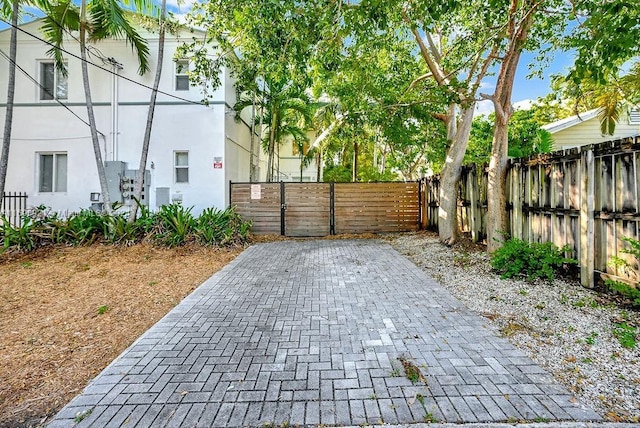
[48,240,601,427]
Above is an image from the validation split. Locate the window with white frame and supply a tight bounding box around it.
[174,151,189,183]
[39,61,68,101]
[38,153,67,192]
[630,107,640,124]
[175,59,189,91]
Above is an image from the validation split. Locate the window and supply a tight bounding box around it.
[175,60,189,91]
[39,153,67,192]
[174,151,189,183]
[40,61,67,100]
[630,108,640,124]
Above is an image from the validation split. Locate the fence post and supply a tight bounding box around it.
[280,181,286,236]
[329,182,335,235]
[580,148,595,287]
[511,162,523,239]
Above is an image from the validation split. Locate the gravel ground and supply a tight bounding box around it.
[387,232,640,423]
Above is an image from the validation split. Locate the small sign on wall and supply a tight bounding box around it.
[213,157,223,169]
[251,184,261,200]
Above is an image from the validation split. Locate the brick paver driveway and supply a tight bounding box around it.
[49,240,601,427]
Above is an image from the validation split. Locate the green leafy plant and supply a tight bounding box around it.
[605,279,640,308]
[96,305,110,315]
[104,214,140,245]
[491,238,576,281]
[612,322,637,349]
[153,203,195,247]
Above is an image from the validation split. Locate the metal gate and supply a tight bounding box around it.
[230,181,421,237]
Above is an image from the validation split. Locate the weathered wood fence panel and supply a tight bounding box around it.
[230,181,420,237]
[334,182,420,234]
[423,136,640,287]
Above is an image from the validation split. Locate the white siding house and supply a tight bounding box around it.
[0,20,263,215]
[543,108,640,151]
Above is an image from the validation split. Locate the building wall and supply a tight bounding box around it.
[0,21,246,214]
[551,115,639,151]
[277,133,319,182]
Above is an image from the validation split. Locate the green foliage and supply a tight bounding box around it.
[322,165,352,183]
[153,203,195,247]
[612,322,637,349]
[466,109,554,165]
[605,280,640,308]
[195,207,251,246]
[0,204,252,253]
[96,305,110,315]
[491,238,577,282]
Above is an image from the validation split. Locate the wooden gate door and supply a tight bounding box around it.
[284,183,331,236]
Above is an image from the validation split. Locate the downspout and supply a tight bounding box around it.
[107,57,123,161]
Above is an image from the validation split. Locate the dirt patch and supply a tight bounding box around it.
[0,243,243,427]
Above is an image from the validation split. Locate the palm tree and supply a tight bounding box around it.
[41,0,150,213]
[235,78,313,182]
[128,0,166,222]
[0,0,20,206]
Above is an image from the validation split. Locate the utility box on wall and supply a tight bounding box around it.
[104,161,151,206]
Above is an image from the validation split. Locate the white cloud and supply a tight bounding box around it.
[513,99,534,111]
[474,100,494,117]
[166,0,197,13]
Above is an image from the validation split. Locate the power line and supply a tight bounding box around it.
[0,47,104,135]
[0,17,206,106]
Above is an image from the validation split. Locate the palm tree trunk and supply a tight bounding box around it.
[129,0,166,222]
[80,0,112,213]
[0,0,19,203]
[249,93,256,182]
[267,112,276,182]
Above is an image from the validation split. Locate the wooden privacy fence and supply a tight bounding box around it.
[424,136,640,287]
[230,181,420,237]
[1,192,28,227]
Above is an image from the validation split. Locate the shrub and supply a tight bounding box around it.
[152,203,195,247]
[1,202,251,252]
[491,238,576,282]
[194,207,251,246]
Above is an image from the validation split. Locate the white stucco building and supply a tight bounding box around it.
[0,20,263,215]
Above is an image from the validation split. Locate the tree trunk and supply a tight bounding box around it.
[352,140,358,182]
[316,150,322,182]
[0,0,19,202]
[129,0,166,223]
[485,0,535,252]
[80,1,112,214]
[266,112,276,182]
[438,103,475,246]
[487,114,510,252]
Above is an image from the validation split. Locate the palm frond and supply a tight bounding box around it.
[88,0,150,74]
[595,88,621,135]
[40,0,79,77]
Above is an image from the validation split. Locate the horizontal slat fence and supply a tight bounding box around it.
[334,182,420,234]
[230,181,420,237]
[1,192,28,227]
[285,183,331,237]
[423,136,640,287]
[230,183,281,234]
